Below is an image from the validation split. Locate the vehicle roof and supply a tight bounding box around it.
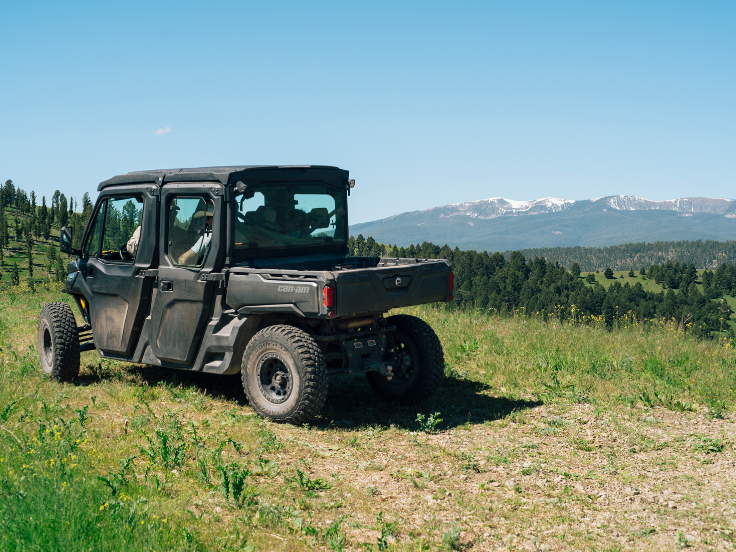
[97,165,348,191]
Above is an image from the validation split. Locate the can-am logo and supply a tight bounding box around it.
[277,285,309,294]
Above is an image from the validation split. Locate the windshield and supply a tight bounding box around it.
[233,183,347,254]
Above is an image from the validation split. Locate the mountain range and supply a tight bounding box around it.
[349,196,736,251]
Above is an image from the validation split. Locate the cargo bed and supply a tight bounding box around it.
[226,256,452,318]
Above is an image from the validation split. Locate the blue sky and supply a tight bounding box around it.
[1,1,734,223]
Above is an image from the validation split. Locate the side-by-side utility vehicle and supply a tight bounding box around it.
[38,166,453,423]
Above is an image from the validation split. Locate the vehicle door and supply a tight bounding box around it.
[78,188,158,357]
[148,185,224,365]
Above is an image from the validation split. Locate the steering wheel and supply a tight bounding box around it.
[119,244,133,261]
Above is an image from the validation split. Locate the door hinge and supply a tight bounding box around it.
[149,187,160,196]
[137,269,159,278]
[210,187,224,196]
[199,272,226,282]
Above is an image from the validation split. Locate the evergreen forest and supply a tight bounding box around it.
[508,240,736,272]
[348,235,736,337]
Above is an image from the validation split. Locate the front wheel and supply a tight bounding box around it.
[38,302,80,382]
[367,314,445,404]
[241,325,327,424]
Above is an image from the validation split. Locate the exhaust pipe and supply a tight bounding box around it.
[334,315,376,331]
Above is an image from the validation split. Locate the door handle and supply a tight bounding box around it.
[160,281,173,292]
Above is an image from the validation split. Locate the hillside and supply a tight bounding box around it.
[0,206,67,285]
[350,195,736,250]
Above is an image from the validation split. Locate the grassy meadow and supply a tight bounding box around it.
[582,269,736,334]
[581,269,707,293]
[1,285,735,550]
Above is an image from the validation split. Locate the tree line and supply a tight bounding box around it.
[506,240,736,272]
[348,235,735,337]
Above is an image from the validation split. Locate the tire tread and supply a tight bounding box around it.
[241,325,327,424]
[39,302,80,381]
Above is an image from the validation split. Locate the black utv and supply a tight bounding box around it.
[38,166,453,423]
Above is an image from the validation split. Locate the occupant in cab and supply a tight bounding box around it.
[178,205,214,265]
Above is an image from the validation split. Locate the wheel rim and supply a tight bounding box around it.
[385,331,420,386]
[257,352,293,404]
[42,326,53,369]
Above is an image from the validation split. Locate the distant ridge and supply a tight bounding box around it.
[351,195,736,250]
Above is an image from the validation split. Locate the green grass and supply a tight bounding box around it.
[580,269,707,292]
[1,286,735,550]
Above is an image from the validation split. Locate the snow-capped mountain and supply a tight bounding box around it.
[419,195,736,220]
[350,196,736,251]
[438,197,577,218]
[591,196,735,214]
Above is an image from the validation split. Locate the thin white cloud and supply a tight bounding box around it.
[154,126,171,136]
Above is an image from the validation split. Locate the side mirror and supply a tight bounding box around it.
[59,226,79,255]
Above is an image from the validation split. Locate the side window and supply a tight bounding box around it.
[100,197,144,261]
[83,201,106,257]
[168,197,215,267]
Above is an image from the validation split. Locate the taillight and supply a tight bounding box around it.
[449,272,454,301]
[323,284,334,309]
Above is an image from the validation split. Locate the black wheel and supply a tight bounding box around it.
[38,302,80,382]
[241,325,327,424]
[367,314,444,404]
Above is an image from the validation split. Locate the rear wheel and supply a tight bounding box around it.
[367,314,444,404]
[38,302,80,382]
[241,325,327,424]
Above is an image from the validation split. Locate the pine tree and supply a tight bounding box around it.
[55,257,65,282]
[570,263,581,278]
[354,234,365,257]
[59,194,68,227]
[52,190,60,214]
[628,268,635,278]
[40,196,47,227]
[11,262,19,285]
[30,191,37,224]
[47,243,57,276]
[27,232,34,280]
[2,180,14,207]
[82,192,92,224]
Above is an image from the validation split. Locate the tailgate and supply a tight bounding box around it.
[333,260,451,316]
